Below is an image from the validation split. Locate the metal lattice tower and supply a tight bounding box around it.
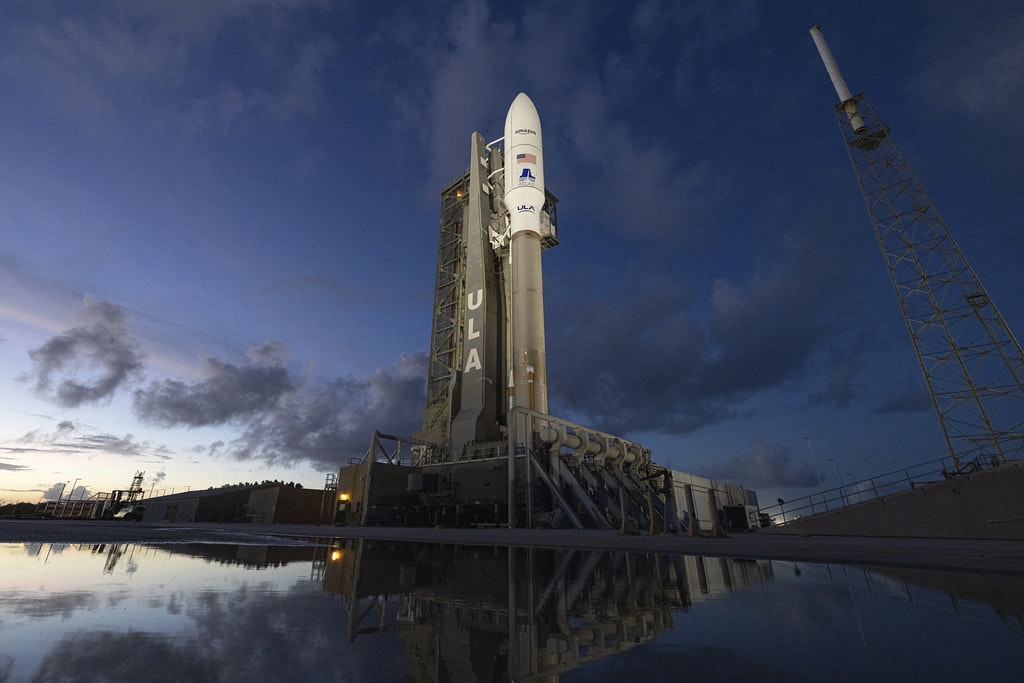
[419,173,471,456]
[814,28,1024,472]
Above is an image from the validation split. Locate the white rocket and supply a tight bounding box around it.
[503,93,548,414]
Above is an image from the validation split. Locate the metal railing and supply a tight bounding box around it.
[761,453,1000,526]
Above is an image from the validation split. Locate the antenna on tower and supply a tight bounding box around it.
[810,25,1024,474]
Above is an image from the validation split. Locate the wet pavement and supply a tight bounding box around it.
[3,519,1023,574]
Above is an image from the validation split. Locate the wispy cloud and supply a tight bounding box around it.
[17,420,171,460]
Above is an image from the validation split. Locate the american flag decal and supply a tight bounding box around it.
[516,153,536,164]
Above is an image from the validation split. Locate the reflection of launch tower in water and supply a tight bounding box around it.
[322,539,773,680]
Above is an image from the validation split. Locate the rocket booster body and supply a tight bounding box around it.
[503,93,548,414]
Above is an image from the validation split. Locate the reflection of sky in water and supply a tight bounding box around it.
[0,543,402,681]
[567,562,1023,682]
[0,542,1021,682]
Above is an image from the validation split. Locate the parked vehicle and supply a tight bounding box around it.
[112,504,146,521]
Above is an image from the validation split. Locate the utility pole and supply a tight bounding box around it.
[805,437,827,510]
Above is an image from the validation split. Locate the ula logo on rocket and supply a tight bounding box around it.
[517,204,535,213]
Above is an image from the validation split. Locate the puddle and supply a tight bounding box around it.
[1,541,1020,681]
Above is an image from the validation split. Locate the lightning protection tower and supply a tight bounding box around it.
[810,26,1024,473]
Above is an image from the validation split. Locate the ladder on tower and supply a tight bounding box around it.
[320,473,338,524]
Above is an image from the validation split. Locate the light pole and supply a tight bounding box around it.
[805,437,827,511]
[827,459,848,506]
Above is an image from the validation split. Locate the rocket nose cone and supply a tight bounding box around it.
[509,92,536,115]
[505,92,541,134]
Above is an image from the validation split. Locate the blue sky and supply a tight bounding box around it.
[2,1,1022,507]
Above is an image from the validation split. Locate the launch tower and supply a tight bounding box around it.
[410,95,673,530]
[811,26,1024,473]
[335,94,757,534]
[417,130,559,461]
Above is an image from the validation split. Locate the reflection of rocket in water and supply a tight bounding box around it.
[503,93,547,413]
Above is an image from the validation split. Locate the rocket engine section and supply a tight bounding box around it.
[503,93,548,414]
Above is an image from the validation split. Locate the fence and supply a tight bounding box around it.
[760,453,998,526]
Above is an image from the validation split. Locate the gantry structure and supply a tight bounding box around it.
[411,132,676,531]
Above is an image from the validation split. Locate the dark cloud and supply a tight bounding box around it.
[19,299,428,472]
[0,458,29,472]
[27,297,144,407]
[703,220,856,393]
[376,1,738,240]
[226,352,427,469]
[913,7,1024,158]
[704,436,818,488]
[561,84,724,243]
[872,384,933,414]
[808,344,864,408]
[75,433,148,456]
[548,267,725,434]
[132,339,426,470]
[133,343,295,427]
[548,217,862,436]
